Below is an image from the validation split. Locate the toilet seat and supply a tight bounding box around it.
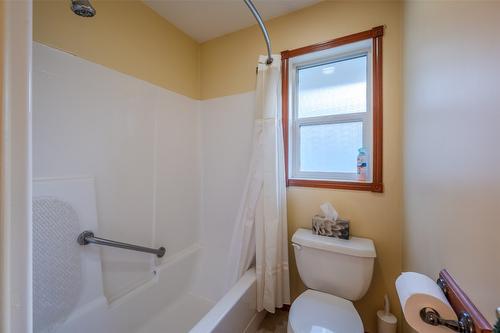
[287,289,364,333]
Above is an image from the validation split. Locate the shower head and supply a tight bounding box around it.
[70,0,96,17]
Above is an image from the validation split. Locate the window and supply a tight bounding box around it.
[281,26,384,192]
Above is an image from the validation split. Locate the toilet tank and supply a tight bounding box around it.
[292,228,376,301]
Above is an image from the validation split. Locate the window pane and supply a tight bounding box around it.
[297,56,367,118]
[300,122,363,173]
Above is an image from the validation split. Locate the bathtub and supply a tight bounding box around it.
[190,267,265,333]
[49,244,264,333]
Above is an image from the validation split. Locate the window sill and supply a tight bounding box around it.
[287,178,384,193]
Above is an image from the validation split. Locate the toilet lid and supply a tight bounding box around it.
[288,290,364,333]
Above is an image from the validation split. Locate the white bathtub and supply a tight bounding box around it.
[49,245,264,333]
[190,268,265,333]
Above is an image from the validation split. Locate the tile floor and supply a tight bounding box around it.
[257,308,289,333]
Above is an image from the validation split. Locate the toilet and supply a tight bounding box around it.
[288,228,377,333]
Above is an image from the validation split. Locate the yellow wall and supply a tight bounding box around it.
[200,2,404,332]
[403,1,500,329]
[33,0,200,99]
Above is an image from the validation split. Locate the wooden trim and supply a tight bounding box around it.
[288,179,383,192]
[439,270,492,333]
[371,27,384,192]
[281,26,384,60]
[281,57,290,186]
[281,26,384,192]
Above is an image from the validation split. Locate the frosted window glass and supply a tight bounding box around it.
[300,122,363,173]
[298,56,367,118]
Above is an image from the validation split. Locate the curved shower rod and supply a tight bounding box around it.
[243,0,273,65]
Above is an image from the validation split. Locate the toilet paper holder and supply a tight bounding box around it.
[418,270,492,333]
[417,276,474,332]
[419,306,473,332]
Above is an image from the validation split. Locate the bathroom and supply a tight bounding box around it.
[1,0,499,332]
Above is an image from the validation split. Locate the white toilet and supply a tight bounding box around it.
[288,228,377,333]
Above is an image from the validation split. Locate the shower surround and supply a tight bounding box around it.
[33,42,261,332]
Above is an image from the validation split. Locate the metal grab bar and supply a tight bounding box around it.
[77,231,166,258]
[243,0,273,65]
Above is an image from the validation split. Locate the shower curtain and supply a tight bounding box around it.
[227,54,290,313]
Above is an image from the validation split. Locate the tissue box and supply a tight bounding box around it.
[312,215,350,239]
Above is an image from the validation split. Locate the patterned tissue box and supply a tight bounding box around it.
[312,215,350,240]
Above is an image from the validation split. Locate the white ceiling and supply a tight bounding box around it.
[143,0,322,42]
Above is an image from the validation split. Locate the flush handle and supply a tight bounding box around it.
[292,243,302,251]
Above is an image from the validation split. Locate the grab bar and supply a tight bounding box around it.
[77,231,166,258]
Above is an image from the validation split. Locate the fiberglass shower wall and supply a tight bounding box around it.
[32,42,202,301]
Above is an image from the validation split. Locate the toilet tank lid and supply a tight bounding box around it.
[292,228,376,258]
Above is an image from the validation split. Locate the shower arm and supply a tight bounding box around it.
[243,0,273,65]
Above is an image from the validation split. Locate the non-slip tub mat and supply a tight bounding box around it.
[33,197,82,332]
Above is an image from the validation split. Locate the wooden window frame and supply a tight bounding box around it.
[281,26,384,193]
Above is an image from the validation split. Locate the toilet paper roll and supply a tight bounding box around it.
[396,272,457,333]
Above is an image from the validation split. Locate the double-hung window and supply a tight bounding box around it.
[281,26,384,192]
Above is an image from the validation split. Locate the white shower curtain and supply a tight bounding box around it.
[227,54,290,313]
